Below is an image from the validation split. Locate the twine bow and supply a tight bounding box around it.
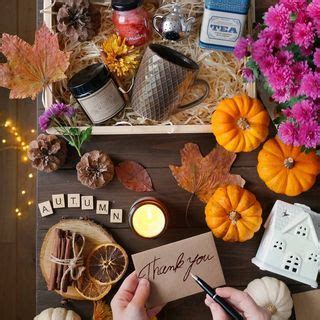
[49,232,86,290]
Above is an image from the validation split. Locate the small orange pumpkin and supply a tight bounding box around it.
[257,136,320,196]
[205,185,263,242]
[211,95,270,152]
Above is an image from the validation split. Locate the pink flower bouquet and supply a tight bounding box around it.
[235,0,320,154]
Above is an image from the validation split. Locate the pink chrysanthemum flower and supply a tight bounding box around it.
[314,48,320,67]
[264,4,290,30]
[307,0,320,20]
[242,68,255,82]
[234,37,252,60]
[273,89,291,103]
[298,121,320,148]
[278,121,300,146]
[259,28,291,48]
[293,22,315,49]
[300,72,320,99]
[291,100,317,122]
[307,0,320,34]
[259,56,277,76]
[268,65,293,91]
[280,0,308,12]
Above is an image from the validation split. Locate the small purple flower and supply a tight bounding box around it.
[298,120,320,148]
[38,113,51,131]
[278,121,300,146]
[307,0,320,34]
[264,4,290,30]
[300,72,320,99]
[38,103,76,131]
[242,68,255,82]
[234,37,253,60]
[314,48,320,68]
[293,22,315,49]
[272,88,291,103]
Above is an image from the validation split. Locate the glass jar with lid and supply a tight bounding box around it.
[112,0,152,46]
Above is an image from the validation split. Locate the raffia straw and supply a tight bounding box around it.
[47,0,246,126]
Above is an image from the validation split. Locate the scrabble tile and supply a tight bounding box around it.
[67,194,80,208]
[38,201,54,217]
[81,196,94,210]
[110,209,123,223]
[96,200,109,215]
[52,194,65,209]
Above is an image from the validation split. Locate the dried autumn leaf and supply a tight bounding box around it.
[169,143,245,203]
[0,24,70,99]
[116,161,153,192]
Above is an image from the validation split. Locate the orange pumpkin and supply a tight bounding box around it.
[211,95,270,152]
[257,136,320,196]
[205,185,263,242]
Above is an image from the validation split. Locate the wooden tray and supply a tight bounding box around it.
[40,219,115,300]
[43,0,256,135]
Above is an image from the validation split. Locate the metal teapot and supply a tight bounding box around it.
[153,4,195,41]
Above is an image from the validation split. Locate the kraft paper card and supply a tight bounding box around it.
[293,290,320,320]
[132,232,225,307]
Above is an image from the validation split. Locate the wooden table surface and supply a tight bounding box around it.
[36,1,319,319]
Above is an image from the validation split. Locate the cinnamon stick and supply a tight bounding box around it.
[61,231,72,292]
[56,231,66,290]
[48,228,62,291]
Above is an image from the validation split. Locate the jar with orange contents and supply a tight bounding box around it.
[112,0,152,47]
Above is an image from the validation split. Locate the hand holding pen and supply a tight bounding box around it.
[191,274,271,320]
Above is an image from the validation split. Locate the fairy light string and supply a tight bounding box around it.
[1,118,36,218]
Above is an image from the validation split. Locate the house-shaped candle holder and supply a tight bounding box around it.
[252,200,320,288]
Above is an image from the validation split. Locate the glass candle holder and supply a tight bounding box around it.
[129,197,169,239]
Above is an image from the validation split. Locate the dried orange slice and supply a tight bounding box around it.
[87,243,128,285]
[75,270,111,301]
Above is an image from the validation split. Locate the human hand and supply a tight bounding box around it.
[111,272,164,320]
[205,287,271,320]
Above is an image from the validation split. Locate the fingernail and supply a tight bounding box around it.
[140,278,149,286]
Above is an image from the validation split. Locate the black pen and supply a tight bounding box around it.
[191,273,244,320]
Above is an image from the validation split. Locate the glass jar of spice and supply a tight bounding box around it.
[112,0,152,46]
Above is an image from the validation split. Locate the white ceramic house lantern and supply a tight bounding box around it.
[252,200,320,288]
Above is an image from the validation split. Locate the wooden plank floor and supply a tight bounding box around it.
[0,0,36,319]
[0,0,276,319]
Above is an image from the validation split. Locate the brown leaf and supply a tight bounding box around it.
[93,300,113,320]
[116,161,153,192]
[0,24,70,99]
[169,143,245,203]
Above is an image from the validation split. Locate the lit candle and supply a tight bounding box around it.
[129,197,169,239]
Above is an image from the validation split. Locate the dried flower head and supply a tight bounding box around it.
[101,34,140,77]
[57,0,101,42]
[27,134,67,172]
[76,150,114,189]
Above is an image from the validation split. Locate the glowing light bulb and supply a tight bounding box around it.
[21,142,25,146]
[16,137,21,142]
[14,132,18,136]
[15,208,20,213]
[2,139,6,144]
[31,129,35,133]
[28,173,33,178]
[12,127,16,131]
[22,156,28,162]
[21,190,26,195]
[17,212,22,217]
[27,201,33,206]
[4,120,11,127]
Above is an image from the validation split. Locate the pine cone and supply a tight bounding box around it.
[57,0,101,42]
[28,134,67,173]
[76,150,114,189]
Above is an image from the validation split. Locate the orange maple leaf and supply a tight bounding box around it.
[170,143,245,203]
[0,24,70,100]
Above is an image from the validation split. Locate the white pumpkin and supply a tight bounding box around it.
[245,277,293,320]
[34,307,81,320]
